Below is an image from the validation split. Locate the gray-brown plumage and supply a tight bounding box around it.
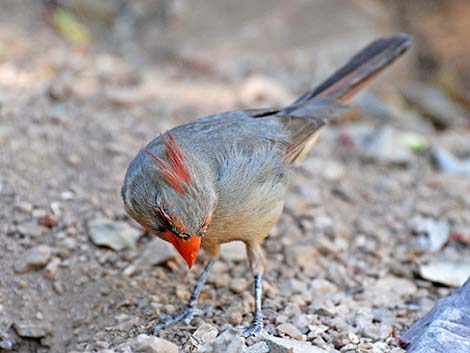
[121,33,411,336]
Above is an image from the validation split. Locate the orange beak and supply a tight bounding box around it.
[164,230,201,269]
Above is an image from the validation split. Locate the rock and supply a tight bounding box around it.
[191,323,219,345]
[15,201,33,213]
[403,278,470,353]
[13,323,47,338]
[44,257,61,278]
[0,330,14,350]
[16,222,44,238]
[400,83,468,128]
[409,216,449,252]
[14,245,52,273]
[260,334,327,353]
[359,126,415,165]
[237,75,294,108]
[220,241,246,262]
[280,278,307,295]
[88,219,143,251]
[310,279,338,295]
[246,342,269,353]
[284,244,320,273]
[431,146,470,177]
[276,323,303,340]
[133,237,176,269]
[229,278,248,293]
[365,276,417,307]
[196,329,244,353]
[131,334,178,353]
[419,259,470,287]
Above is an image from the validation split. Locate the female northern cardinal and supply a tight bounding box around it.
[121,34,411,336]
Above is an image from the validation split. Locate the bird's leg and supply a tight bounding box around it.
[151,258,215,335]
[242,244,265,337]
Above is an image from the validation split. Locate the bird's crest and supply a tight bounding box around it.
[144,132,191,194]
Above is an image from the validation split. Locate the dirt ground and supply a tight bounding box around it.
[0,1,469,353]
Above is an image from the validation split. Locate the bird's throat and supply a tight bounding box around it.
[164,230,200,269]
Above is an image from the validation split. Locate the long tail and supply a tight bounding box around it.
[287,33,411,111]
[279,33,411,164]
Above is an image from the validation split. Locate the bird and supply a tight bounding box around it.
[121,33,411,336]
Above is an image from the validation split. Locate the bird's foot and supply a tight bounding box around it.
[148,304,212,335]
[239,318,263,337]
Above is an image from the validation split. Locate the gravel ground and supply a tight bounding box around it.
[0,1,469,353]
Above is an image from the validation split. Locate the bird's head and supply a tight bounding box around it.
[121,132,217,269]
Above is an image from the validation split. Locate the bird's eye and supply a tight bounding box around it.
[157,204,173,227]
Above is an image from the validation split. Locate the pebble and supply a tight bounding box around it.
[284,245,320,273]
[14,245,52,273]
[13,323,47,338]
[44,257,61,278]
[246,342,269,353]
[131,334,178,353]
[88,219,143,251]
[230,278,248,293]
[310,279,338,295]
[348,332,360,344]
[419,258,470,287]
[191,323,219,345]
[276,323,303,340]
[133,237,176,269]
[16,222,44,238]
[15,201,33,213]
[365,276,418,306]
[283,278,308,295]
[31,208,47,219]
[237,74,294,107]
[261,334,326,353]
[196,329,245,353]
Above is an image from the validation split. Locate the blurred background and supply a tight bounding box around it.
[0,1,469,353]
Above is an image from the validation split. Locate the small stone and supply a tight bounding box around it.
[284,245,320,273]
[310,279,338,294]
[50,201,62,216]
[197,329,244,353]
[365,276,418,306]
[261,333,326,353]
[61,191,74,200]
[419,259,470,287]
[32,208,48,219]
[237,75,294,107]
[230,278,248,293]
[44,257,61,278]
[220,241,246,262]
[13,323,47,338]
[16,222,44,238]
[280,278,307,294]
[276,323,303,340]
[88,219,143,251]
[14,245,52,273]
[131,334,178,353]
[226,303,244,326]
[247,342,269,353]
[15,201,33,213]
[133,237,176,269]
[191,323,219,345]
[62,237,77,251]
[52,281,64,294]
[348,333,360,344]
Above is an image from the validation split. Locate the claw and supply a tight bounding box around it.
[149,305,213,335]
[239,318,263,337]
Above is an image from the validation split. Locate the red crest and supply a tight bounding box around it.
[144,132,191,194]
